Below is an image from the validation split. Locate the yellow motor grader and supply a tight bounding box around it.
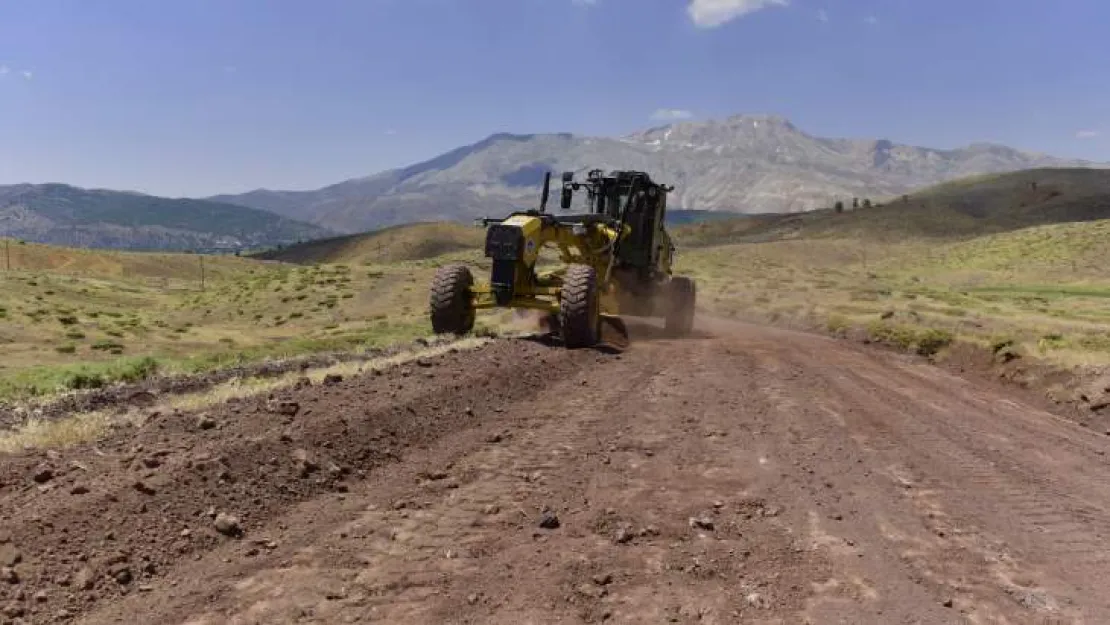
[428,168,696,348]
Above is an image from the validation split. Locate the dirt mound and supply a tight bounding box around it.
[0,338,600,624]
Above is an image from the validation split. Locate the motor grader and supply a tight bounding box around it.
[428,168,696,348]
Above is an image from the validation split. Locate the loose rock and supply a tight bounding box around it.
[746,592,769,609]
[689,515,715,531]
[292,449,319,477]
[575,583,606,599]
[197,414,218,430]
[323,374,343,386]
[0,545,21,568]
[74,567,96,590]
[32,466,54,483]
[214,513,243,537]
[133,480,156,495]
[266,399,300,417]
[538,510,561,529]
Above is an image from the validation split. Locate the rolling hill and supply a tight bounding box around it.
[256,167,1110,264]
[0,183,334,252]
[673,167,1110,247]
[251,209,738,266]
[210,114,1105,233]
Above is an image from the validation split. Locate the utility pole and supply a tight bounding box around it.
[4,239,9,272]
[199,254,206,291]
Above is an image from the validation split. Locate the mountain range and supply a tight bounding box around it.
[209,114,1106,234]
[2,113,1106,251]
[0,183,332,252]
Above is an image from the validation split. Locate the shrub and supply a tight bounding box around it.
[915,328,953,357]
[64,371,105,390]
[826,315,850,336]
[91,339,125,352]
[116,356,158,382]
[867,321,918,350]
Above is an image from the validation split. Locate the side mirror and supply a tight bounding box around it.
[560,172,574,209]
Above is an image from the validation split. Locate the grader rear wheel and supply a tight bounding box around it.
[559,264,601,349]
[430,264,476,336]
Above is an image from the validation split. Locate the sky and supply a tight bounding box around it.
[1,0,1108,198]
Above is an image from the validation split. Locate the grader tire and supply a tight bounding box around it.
[559,264,601,349]
[430,264,476,336]
[665,276,696,337]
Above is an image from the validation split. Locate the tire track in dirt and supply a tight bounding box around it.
[77,329,831,624]
[3,317,1110,624]
[744,327,1110,623]
[832,355,1110,609]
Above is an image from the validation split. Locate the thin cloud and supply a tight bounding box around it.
[864,15,879,25]
[1076,129,1100,139]
[385,129,399,136]
[651,108,694,121]
[571,0,597,6]
[0,65,8,76]
[816,9,828,22]
[687,0,788,28]
[21,70,33,80]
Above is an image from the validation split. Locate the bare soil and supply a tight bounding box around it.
[1,317,1109,624]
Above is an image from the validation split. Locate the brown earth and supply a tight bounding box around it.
[1,317,1109,624]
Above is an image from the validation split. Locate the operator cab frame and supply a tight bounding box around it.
[558,169,673,274]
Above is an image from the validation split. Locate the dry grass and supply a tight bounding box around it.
[5,166,1109,407]
[0,337,493,452]
[0,236,510,403]
[250,222,485,265]
[679,218,1110,368]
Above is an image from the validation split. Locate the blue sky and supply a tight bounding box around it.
[1,0,1108,197]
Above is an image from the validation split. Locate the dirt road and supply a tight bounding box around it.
[1,318,1108,624]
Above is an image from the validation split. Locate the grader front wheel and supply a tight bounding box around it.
[559,264,601,348]
[430,264,476,336]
